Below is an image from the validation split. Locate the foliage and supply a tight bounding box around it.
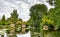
[48,7,60,26]
[2,15,5,21]
[15,24,21,32]
[29,4,48,33]
[1,15,5,25]
[16,18,26,25]
[1,15,7,25]
[55,0,60,7]
[41,15,54,25]
[11,9,18,23]
[30,4,47,17]
[47,0,54,6]
[29,1,60,37]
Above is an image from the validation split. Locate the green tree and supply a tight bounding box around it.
[1,15,6,25]
[41,15,54,25]
[47,0,54,6]
[11,9,18,23]
[47,0,60,7]
[55,0,60,7]
[0,15,9,25]
[43,0,60,37]
[2,15,5,21]
[29,4,48,34]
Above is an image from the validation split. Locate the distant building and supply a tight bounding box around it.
[21,24,26,33]
[43,25,48,30]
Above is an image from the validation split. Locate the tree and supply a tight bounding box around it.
[28,0,60,37]
[10,9,18,23]
[30,4,47,17]
[55,0,60,7]
[2,15,5,21]
[1,15,6,25]
[29,4,48,33]
[47,0,60,7]
[47,0,54,6]
[1,15,9,25]
[30,4,47,22]
[47,0,60,29]
[41,15,54,25]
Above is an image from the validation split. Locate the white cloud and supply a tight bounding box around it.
[0,0,54,21]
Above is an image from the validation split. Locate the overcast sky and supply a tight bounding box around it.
[0,0,54,21]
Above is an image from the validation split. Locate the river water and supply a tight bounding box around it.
[17,31,31,37]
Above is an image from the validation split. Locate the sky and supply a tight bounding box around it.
[0,0,54,21]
